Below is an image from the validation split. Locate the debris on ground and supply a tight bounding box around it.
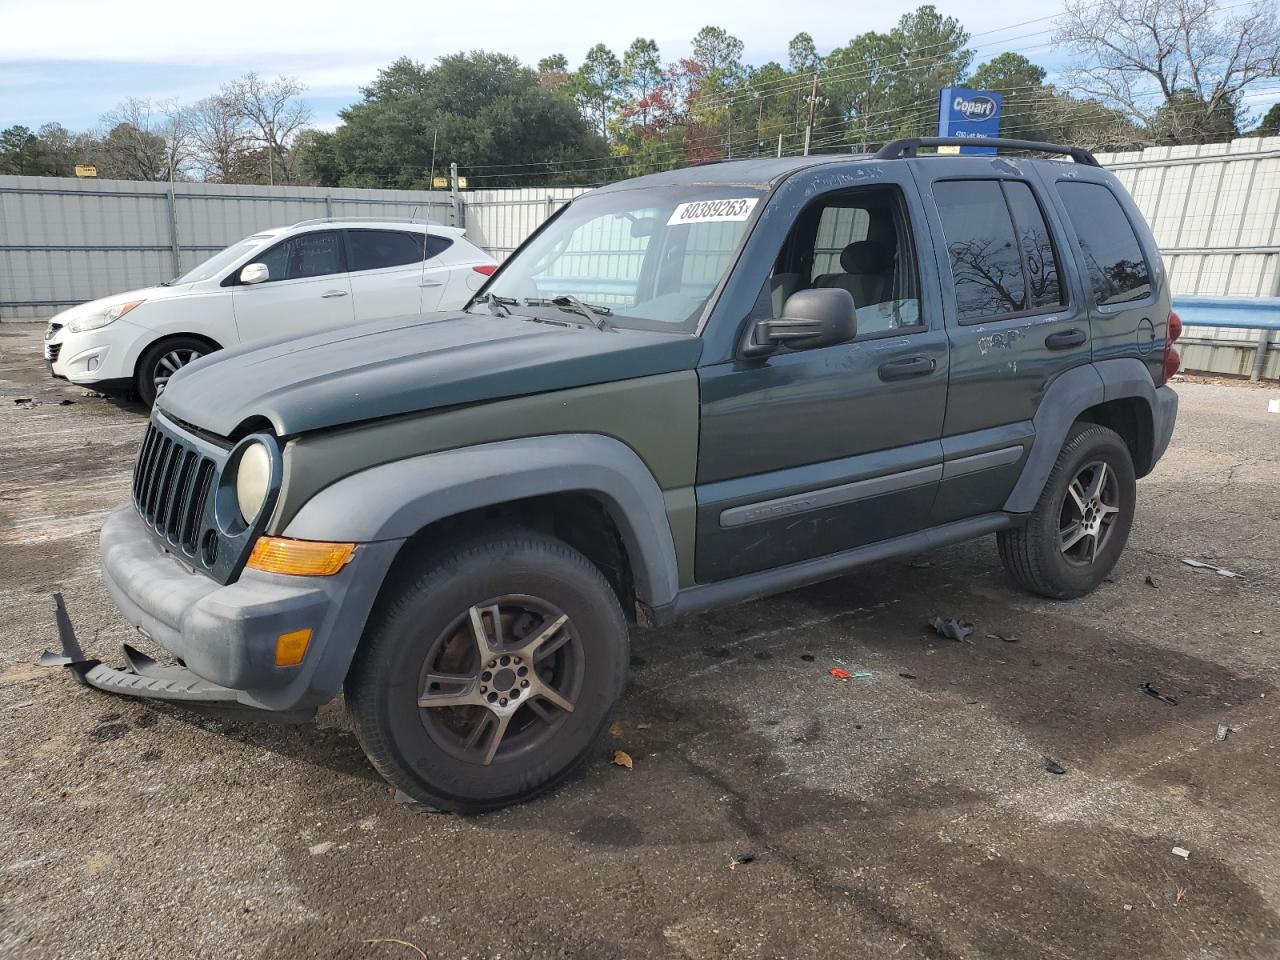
[829,667,853,681]
[1144,574,1157,587]
[81,390,105,398]
[928,617,974,643]
[986,633,1018,643]
[799,654,815,662]
[1123,903,1133,912]
[1216,724,1232,742]
[852,671,873,679]
[612,750,633,770]
[1181,558,1243,578]
[308,841,335,856]
[393,789,443,814]
[608,722,624,738]
[1143,682,1179,706]
[899,672,917,680]
[1044,757,1067,775]
[729,852,756,869]
[1172,846,1190,860]
[58,399,74,406]
[14,397,36,408]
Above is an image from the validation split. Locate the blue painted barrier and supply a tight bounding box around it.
[1172,296,1280,331]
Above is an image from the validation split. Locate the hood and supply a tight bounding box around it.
[51,284,194,327]
[157,311,704,437]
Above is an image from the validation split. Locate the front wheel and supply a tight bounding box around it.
[345,530,629,813]
[135,336,211,407]
[998,423,1137,599]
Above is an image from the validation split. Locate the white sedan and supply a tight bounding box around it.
[45,218,497,406]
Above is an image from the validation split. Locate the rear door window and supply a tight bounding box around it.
[1055,182,1152,306]
[933,180,1065,323]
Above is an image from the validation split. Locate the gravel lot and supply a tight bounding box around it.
[3,320,1279,960]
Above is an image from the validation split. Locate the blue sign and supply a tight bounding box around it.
[937,87,1003,155]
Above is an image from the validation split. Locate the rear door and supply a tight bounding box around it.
[229,230,354,341]
[910,162,1091,523]
[345,229,431,320]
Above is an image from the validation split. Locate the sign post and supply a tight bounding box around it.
[937,88,1003,155]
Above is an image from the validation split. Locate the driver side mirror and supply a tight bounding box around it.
[239,262,269,285]
[742,288,857,357]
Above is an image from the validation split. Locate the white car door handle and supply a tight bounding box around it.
[321,289,348,298]
[418,280,444,287]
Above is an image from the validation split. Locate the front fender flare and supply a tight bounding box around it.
[283,434,681,607]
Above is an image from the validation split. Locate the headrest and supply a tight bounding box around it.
[840,239,890,275]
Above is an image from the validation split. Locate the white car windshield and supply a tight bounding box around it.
[172,235,276,285]
[481,186,765,334]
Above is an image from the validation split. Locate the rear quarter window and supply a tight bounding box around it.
[1055,182,1152,306]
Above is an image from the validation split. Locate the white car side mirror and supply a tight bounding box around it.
[240,262,270,285]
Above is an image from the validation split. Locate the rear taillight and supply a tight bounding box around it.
[1162,310,1182,384]
[473,264,497,276]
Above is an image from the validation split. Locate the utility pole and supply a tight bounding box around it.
[803,71,819,156]
[777,132,783,157]
[449,161,460,228]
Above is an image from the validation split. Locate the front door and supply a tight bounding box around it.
[694,175,950,583]
[231,229,354,341]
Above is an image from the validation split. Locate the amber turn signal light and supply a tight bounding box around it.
[275,628,313,667]
[246,537,355,576]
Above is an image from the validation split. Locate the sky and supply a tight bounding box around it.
[0,0,1086,133]
[3,0,1276,135]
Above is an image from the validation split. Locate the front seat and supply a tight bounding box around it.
[814,240,891,307]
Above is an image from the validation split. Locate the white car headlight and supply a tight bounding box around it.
[235,441,272,523]
[67,299,144,334]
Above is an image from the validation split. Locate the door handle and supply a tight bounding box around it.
[321,289,348,299]
[418,280,444,287]
[878,356,936,381]
[1045,328,1086,350]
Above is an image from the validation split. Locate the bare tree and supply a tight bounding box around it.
[188,95,251,182]
[1056,0,1280,137]
[98,98,194,181]
[221,73,312,185]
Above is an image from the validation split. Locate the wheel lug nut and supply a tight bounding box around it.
[520,679,529,688]
[481,685,487,693]
[499,698,507,706]
[488,660,497,668]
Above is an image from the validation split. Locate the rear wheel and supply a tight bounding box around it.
[345,530,629,813]
[135,336,211,407]
[998,423,1136,599]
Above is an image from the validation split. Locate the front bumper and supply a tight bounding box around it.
[94,504,402,712]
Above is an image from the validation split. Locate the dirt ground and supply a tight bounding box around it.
[2,321,1279,960]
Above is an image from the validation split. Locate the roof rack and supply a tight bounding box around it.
[290,216,445,228]
[873,137,1099,167]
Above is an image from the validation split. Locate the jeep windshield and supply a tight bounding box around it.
[477,185,766,334]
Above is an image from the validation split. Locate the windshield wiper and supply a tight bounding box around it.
[481,293,518,317]
[549,295,611,330]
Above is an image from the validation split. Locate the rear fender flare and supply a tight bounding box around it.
[1004,359,1157,513]
[283,434,681,607]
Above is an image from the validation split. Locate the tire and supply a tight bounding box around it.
[345,529,629,813]
[134,336,213,407]
[997,422,1137,600]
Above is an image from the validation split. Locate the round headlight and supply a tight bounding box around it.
[235,441,272,523]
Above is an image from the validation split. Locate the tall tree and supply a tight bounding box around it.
[573,44,623,140]
[221,73,312,184]
[188,95,253,183]
[621,38,664,129]
[0,125,54,175]
[1056,0,1280,134]
[300,53,607,188]
[787,33,822,74]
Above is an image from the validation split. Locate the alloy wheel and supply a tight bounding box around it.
[417,596,583,765]
[152,348,203,394]
[1059,460,1121,565]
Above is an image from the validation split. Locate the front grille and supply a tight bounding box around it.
[45,322,63,341]
[132,420,218,561]
[45,342,62,363]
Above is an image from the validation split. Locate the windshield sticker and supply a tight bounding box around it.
[667,197,759,225]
